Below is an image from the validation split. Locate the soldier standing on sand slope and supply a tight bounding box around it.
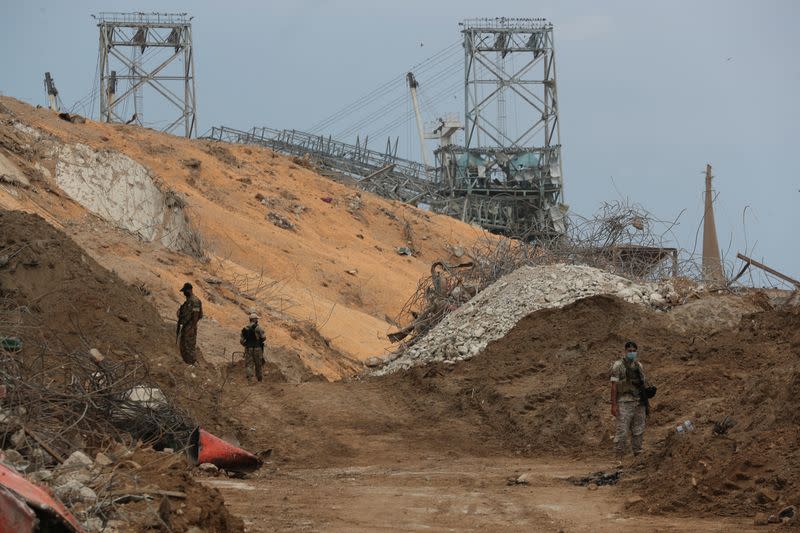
[610,340,654,457]
[240,312,267,383]
[176,282,203,364]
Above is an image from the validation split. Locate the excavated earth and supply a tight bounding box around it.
[200,292,798,531]
[0,97,798,531]
[0,96,488,380]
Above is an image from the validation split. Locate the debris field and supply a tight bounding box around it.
[0,96,797,531]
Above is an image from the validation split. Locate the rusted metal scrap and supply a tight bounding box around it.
[0,460,84,532]
[388,261,476,343]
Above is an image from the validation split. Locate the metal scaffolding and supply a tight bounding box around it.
[205,18,567,239]
[204,126,442,204]
[95,12,197,137]
[435,17,566,239]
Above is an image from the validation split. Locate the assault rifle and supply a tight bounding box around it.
[641,385,657,416]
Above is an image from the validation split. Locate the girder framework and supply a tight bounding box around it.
[204,18,567,240]
[435,17,566,239]
[204,126,443,205]
[96,12,197,138]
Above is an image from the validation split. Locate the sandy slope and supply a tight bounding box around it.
[0,97,488,379]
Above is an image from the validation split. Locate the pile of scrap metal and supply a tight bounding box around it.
[0,348,196,465]
[388,261,477,344]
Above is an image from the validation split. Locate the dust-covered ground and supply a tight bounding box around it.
[1,94,797,530]
[201,294,797,530]
[3,208,796,531]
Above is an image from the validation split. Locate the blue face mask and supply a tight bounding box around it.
[626,351,637,362]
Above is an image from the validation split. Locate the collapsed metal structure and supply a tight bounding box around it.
[95,12,197,137]
[205,126,441,203]
[206,18,566,239]
[436,18,566,238]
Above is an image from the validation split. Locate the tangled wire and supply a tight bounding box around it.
[391,201,700,348]
[0,347,195,468]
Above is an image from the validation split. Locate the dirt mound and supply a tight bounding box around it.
[0,96,488,379]
[0,209,239,439]
[108,447,244,533]
[0,209,255,530]
[377,294,799,517]
[629,305,800,517]
[0,209,173,360]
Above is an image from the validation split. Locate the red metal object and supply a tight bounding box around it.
[187,427,262,473]
[0,461,83,532]
[0,485,37,533]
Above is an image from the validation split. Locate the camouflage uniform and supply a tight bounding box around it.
[610,358,647,456]
[240,323,267,382]
[177,294,203,364]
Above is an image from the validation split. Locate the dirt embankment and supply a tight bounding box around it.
[1,209,248,531]
[0,209,172,362]
[371,294,799,517]
[0,96,488,380]
[0,209,240,439]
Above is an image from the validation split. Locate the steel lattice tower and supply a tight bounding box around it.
[96,12,197,138]
[436,18,566,240]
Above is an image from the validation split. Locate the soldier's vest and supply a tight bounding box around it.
[242,326,264,348]
[618,362,643,396]
[178,296,201,326]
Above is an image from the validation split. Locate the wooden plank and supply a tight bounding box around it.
[736,253,800,288]
[109,489,187,499]
[22,426,64,464]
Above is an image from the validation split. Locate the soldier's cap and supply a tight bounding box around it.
[625,340,638,350]
[249,313,259,320]
[180,282,193,293]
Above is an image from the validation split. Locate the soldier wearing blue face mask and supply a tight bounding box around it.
[609,340,648,457]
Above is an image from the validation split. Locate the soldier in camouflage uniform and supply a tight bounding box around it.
[177,282,203,364]
[610,340,648,457]
[240,313,267,383]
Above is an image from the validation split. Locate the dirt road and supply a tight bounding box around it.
[203,454,756,532]
[202,367,767,532]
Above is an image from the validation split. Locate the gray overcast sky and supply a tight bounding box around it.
[2,1,798,283]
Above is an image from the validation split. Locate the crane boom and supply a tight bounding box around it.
[44,72,60,112]
[406,72,430,169]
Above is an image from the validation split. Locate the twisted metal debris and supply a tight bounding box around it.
[0,345,195,467]
[390,201,698,348]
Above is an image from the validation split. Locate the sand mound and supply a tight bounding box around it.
[377,293,799,516]
[0,96,488,379]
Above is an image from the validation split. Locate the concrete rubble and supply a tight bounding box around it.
[377,264,677,374]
